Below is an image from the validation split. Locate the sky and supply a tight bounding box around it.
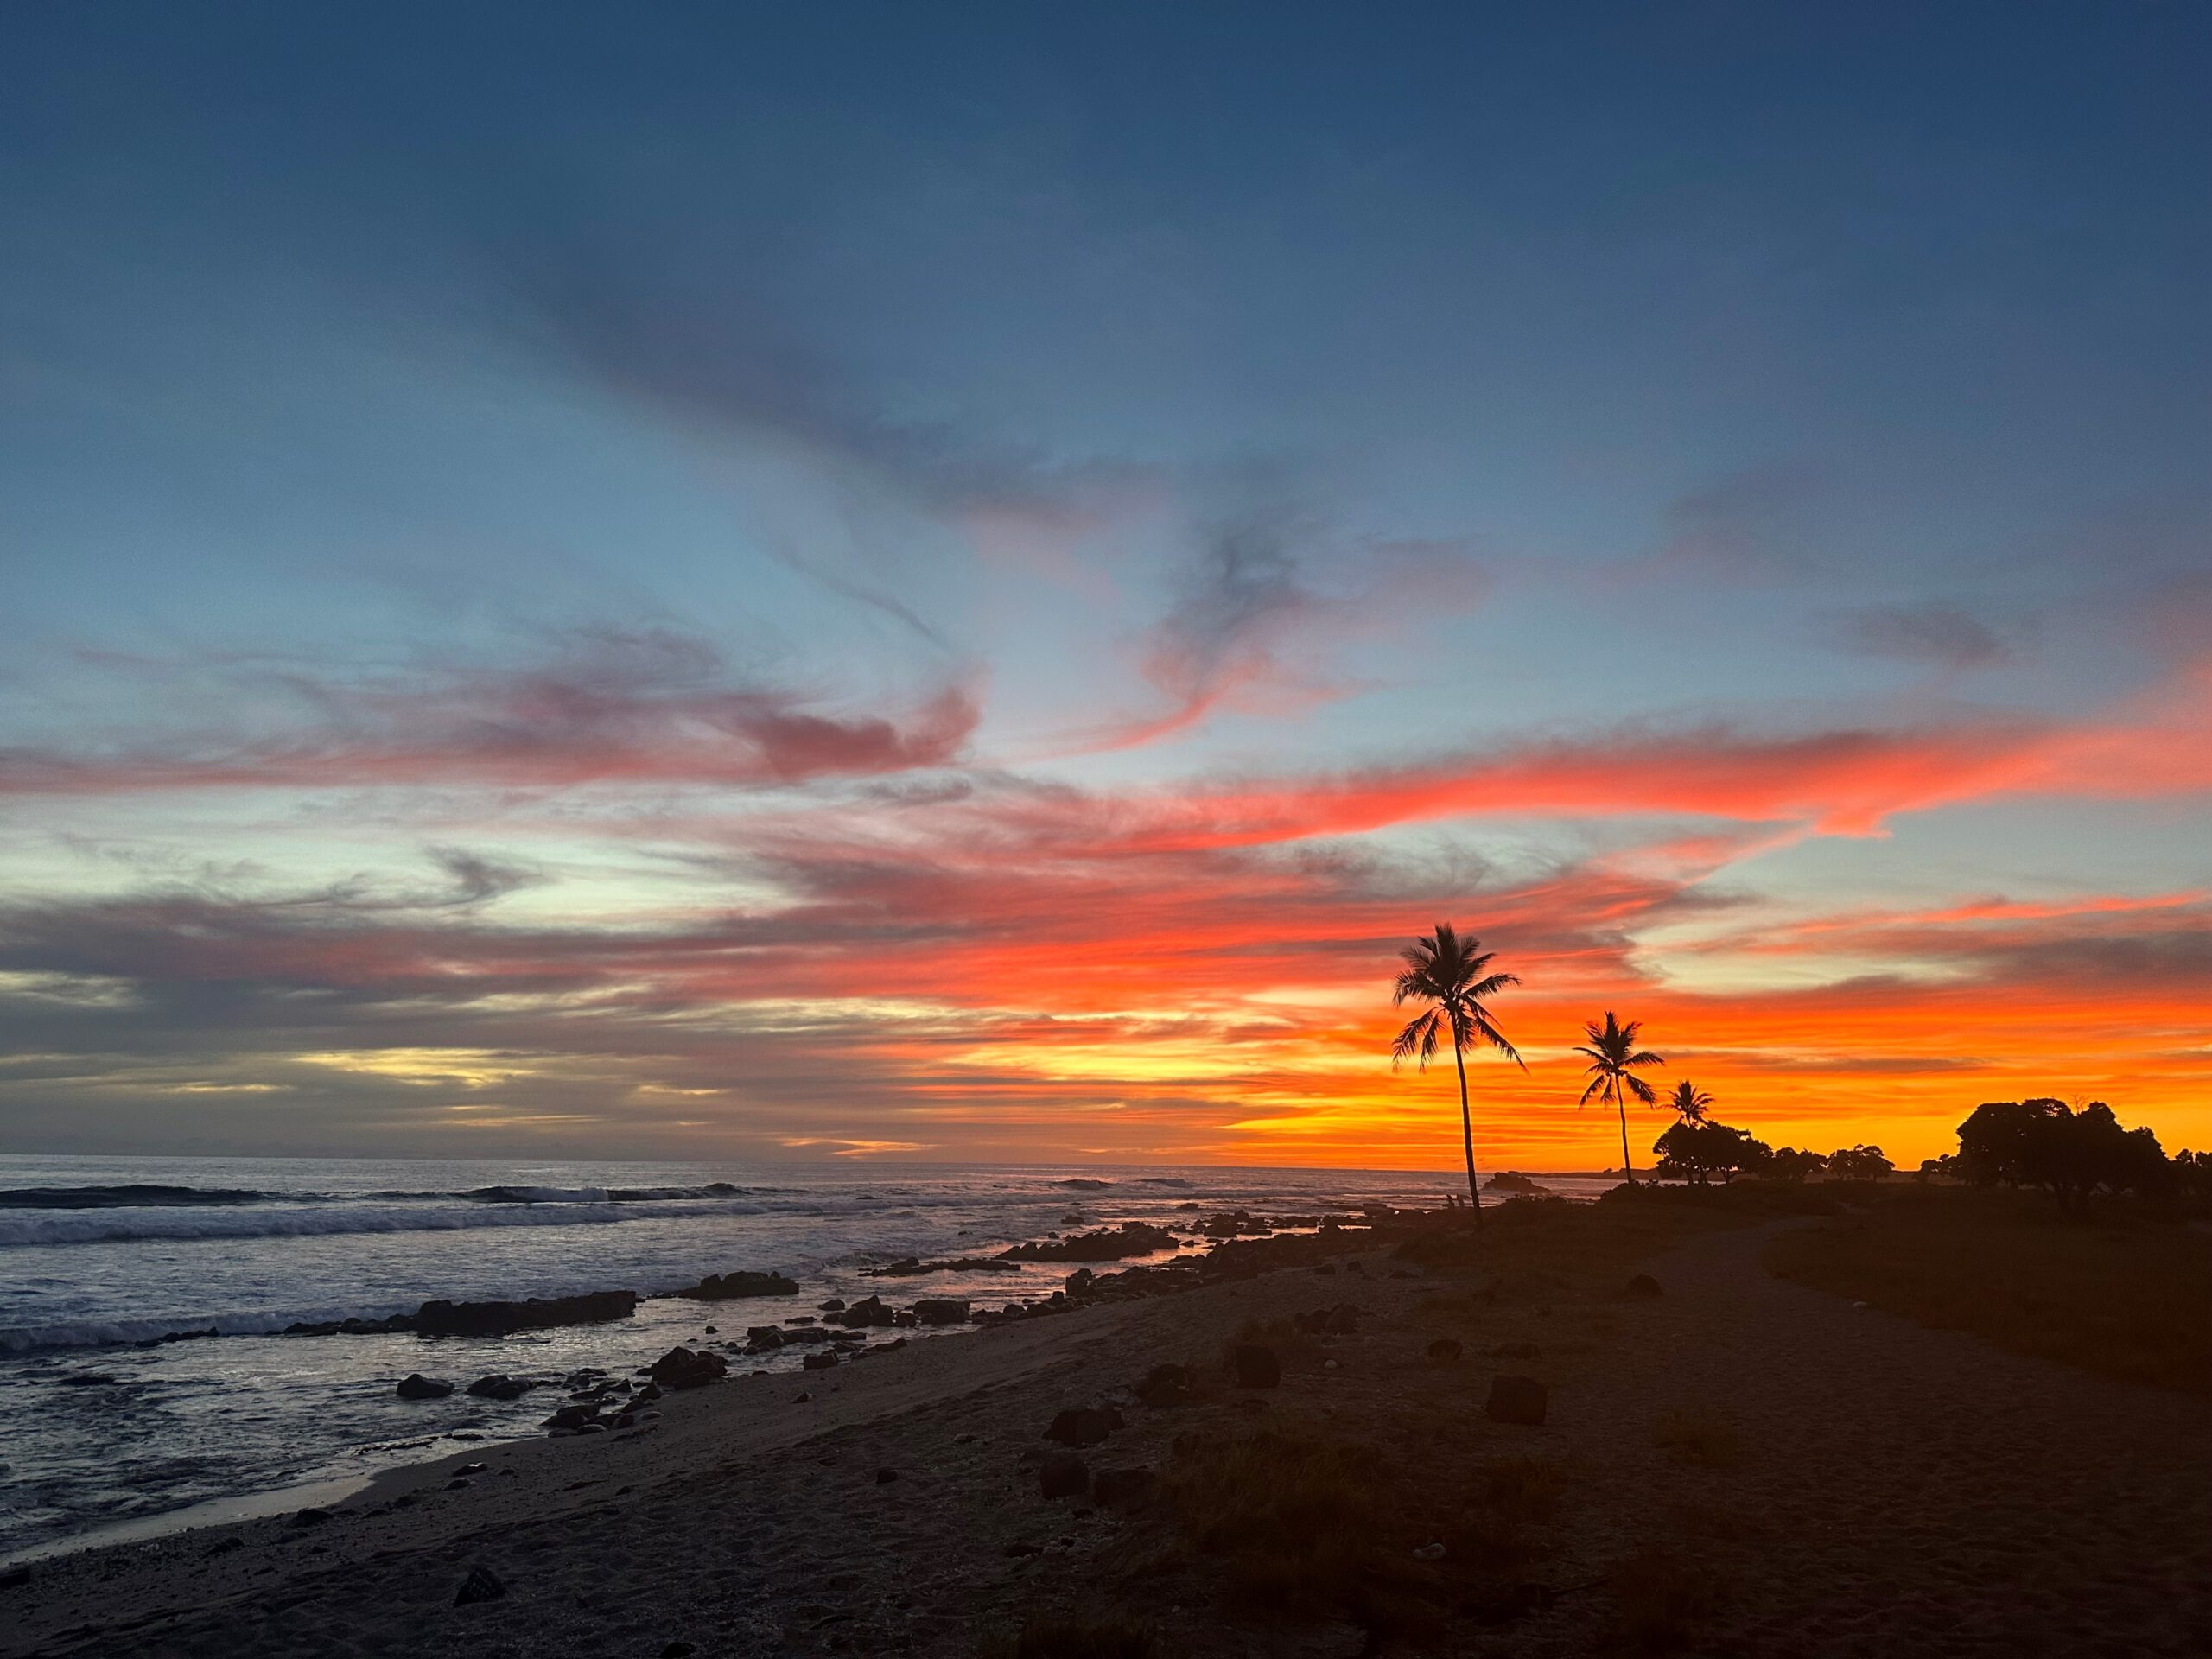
[2,3,2209,1170]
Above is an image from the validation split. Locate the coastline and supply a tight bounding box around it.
[7,1192,2212,1656]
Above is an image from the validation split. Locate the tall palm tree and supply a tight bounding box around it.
[1665,1080,1713,1125]
[1391,923,1523,1216]
[1575,1012,1665,1184]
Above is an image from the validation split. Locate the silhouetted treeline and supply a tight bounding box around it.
[1650,1123,1893,1185]
[1919,1098,2211,1214]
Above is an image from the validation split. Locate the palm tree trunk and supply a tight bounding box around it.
[1452,1033,1482,1220]
[1616,1083,1636,1185]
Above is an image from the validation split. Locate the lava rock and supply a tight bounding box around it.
[672,1270,800,1301]
[465,1374,536,1401]
[827,1294,897,1328]
[1039,1451,1089,1499]
[396,1373,454,1400]
[647,1346,728,1390]
[1484,1374,1548,1426]
[1046,1407,1119,1447]
[414,1290,638,1338]
[1134,1362,1199,1407]
[911,1298,970,1326]
[453,1564,506,1606]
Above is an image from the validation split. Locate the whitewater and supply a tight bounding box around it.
[0,1152,1607,1560]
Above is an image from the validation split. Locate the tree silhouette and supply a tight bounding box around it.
[1575,1012,1665,1184]
[1665,1080,1713,1125]
[1391,923,1523,1216]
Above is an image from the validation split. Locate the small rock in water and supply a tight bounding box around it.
[395,1373,454,1400]
[453,1564,506,1605]
[801,1350,839,1370]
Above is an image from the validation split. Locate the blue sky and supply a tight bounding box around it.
[2,4,2208,1164]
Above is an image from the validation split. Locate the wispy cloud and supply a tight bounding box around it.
[0,627,978,797]
[1827,602,2012,669]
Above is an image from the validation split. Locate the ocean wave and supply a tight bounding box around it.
[2,1305,416,1354]
[460,1183,749,1204]
[0,1185,271,1211]
[0,1198,773,1249]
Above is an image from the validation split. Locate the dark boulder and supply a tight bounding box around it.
[414,1290,639,1338]
[1046,1407,1119,1447]
[453,1565,506,1606]
[544,1403,599,1431]
[1091,1466,1155,1507]
[648,1346,728,1390]
[1484,1374,1548,1426]
[1325,1304,1360,1334]
[827,1295,897,1328]
[998,1222,1181,1263]
[1626,1273,1663,1299]
[1039,1452,1089,1499]
[396,1373,454,1400]
[911,1299,970,1326]
[1134,1362,1199,1407]
[874,1467,899,1484]
[743,1325,785,1348]
[801,1350,839,1371]
[1230,1344,1281,1389]
[1427,1338,1463,1363]
[465,1374,537,1401]
[672,1270,800,1301]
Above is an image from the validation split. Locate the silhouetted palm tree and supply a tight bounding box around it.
[1665,1080,1713,1126]
[1575,1012,1665,1183]
[1391,923,1523,1216]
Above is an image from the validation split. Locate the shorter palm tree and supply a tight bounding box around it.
[1665,1080,1713,1126]
[1575,1012,1665,1183]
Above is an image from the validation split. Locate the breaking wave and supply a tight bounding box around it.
[0,1197,777,1249]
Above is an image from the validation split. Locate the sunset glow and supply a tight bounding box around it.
[3,8,2207,1172]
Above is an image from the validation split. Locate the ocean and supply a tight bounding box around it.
[0,1154,1611,1561]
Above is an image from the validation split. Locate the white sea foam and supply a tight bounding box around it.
[0,1197,777,1249]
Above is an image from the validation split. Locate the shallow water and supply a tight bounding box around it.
[0,1153,1608,1558]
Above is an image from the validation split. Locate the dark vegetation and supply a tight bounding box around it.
[1765,1184,2212,1395]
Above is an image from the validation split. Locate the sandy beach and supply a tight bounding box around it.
[4,1199,2208,1657]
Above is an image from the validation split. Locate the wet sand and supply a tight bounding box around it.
[5,1213,2209,1656]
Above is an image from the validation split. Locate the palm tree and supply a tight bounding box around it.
[1391,923,1524,1216]
[1575,1012,1665,1183]
[1665,1080,1713,1125]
